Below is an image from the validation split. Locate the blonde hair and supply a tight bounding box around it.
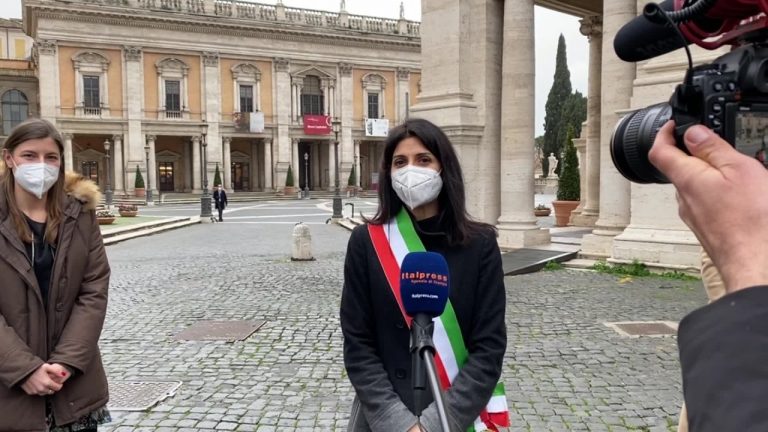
[1,118,66,244]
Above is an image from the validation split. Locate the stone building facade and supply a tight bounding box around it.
[22,0,421,196]
[0,18,38,143]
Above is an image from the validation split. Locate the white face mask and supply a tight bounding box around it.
[391,165,443,210]
[11,161,60,199]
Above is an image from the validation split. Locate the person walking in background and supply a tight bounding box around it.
[0,118,111,431]
[340,118,509,431]
[213,184,228,222]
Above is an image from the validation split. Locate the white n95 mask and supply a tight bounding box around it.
[12,162,60,199]
[391,165,443,210]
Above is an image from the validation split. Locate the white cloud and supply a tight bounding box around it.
[2,0,589,136]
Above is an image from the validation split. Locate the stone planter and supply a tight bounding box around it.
[534,208,551,217]
[134,188,146,198]
[97,217,116,225]
[283,186,296,196]
[119,210,138,217]
[552,200,579,227]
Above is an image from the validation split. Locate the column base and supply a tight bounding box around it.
[497,223,551,249]
[570,211,599,227]
[611,225,701,270]
[580,227,623,259]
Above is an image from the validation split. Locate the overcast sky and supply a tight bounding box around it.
[1,0,588,136]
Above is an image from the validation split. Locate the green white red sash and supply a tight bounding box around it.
[367,209,510,431]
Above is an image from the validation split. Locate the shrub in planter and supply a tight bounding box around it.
[134,166,146,197]
[553,127,580,226]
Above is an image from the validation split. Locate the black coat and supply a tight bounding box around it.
[213,189,228,210]
[678,286,768,431]
[340,215,506,431]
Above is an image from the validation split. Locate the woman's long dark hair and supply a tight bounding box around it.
[369,118,495,246]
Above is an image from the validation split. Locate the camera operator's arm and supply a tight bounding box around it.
[649,122,768,432]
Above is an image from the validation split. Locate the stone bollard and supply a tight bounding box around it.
[291,222,314,261]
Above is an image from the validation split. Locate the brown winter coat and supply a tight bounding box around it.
[0,169,110,432]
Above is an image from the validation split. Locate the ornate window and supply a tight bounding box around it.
[362,73,386,119]
[156,58,190,120]
[231,63,261,113]
[301,75,324,115]
[72,51,110,117]
[2,90,28,135]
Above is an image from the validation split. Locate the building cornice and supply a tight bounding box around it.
[31,8,420,53]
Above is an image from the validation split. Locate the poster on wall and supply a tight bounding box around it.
[365,118,389,137]
[250,112,265,133]
[304,115,331,135]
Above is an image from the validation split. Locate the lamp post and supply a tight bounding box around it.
[200,121,213,220]
[331,118,343,219]
[144,142,152,205]
[303,152,310,199]
[103,139,113,208]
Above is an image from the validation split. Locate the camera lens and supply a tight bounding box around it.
[610,103,671,184]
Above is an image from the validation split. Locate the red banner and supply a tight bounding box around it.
[303,115,331,135]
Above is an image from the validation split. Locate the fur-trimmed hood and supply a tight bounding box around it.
[0,161,101,211]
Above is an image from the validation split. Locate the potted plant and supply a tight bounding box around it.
[346,165,357,196]
[134,166,146,198]
[534,203,551,217]
[552,127,580,227]
[213,163,222,188]
[96,210,116,225]
[284,165,296,195]
[118,204,139,217]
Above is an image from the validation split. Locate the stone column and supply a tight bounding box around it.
[146,134,157,197]
[572,16,603,227]
[264,138,273,190]
[35,40,58,121]
[124,46,144,194]
[396,68,410,123]
[496,0,550,247]
[112,134,125,194]
[275,58,292,188]
[222,136,232,190]
[63,133,74,173]
[338,63,355,187]
[328,139,336,191]
[202,52,222,186]
[354,139,361,189]
[581,1,636,258]
[192,135,202,193]
[292,138,300,189]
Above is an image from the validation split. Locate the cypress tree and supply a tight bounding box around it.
[134,165,145,189]
[285,165,295,187]
[542,34,572,177]
[347,164,357,186]
[213,163,222,187]
[557,127,580,201]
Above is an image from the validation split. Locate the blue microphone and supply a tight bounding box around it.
[400,251,450,417]
[401,251,450,318]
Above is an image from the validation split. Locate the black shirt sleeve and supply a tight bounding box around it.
[678,286,768,432]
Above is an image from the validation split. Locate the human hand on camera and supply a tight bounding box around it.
[21,364,63,396]
[649,121,768,294]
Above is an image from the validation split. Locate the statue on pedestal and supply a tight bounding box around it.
[547,153,559,178]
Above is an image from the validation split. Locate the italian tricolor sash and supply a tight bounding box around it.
[368,209,510,431]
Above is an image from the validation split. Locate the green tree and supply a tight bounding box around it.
[285,165,295,187]
[557,127,580,201]
[347,164,357,187]
[542,34,572,177]
[555,91,587,176]
[213,163,222,187]
[134,165,145,189]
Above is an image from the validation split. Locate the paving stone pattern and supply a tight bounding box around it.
[101,222,707,431]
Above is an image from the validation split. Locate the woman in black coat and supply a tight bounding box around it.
[340,118,508,432]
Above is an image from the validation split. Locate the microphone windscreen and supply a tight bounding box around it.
[613,0,689,62]
[401,251,450,318]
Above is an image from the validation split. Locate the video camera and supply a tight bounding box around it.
[610,0,768,183]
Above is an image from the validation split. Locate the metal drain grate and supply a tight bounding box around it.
[174,320,266,342]
[603,321,678,338]
[108,381,181,411]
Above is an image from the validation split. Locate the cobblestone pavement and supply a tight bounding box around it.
[101,219,707,432]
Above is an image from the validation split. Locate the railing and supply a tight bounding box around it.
[165,110,182,119]
[124,0,421,37]
[84,107,102,116]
